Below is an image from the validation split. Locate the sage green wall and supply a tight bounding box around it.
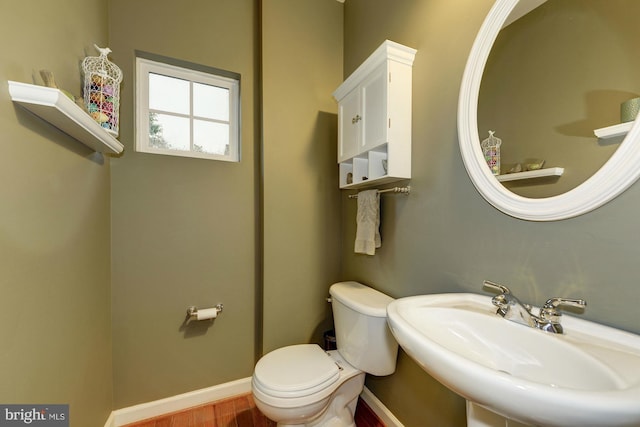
[261,0,343,354]
[108,0,342,407]
[342,1,640,426]
[0,1,113,425]
[108,0,260,407]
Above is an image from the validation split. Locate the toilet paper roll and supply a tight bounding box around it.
[196,308,218,320]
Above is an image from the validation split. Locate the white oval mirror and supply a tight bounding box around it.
[458,0,640,221]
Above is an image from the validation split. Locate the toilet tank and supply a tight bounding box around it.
[329,281,398,376]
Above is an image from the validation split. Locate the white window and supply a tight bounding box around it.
[135,55,240,162]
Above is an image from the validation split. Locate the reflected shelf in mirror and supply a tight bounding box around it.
[496,167,563,182]
[595,121,635,140]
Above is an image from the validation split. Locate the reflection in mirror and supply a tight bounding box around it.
[478,0,640,198]
[458,0,640,221]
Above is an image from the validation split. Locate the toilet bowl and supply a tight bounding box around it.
[252,344,364,426]
[251,281,398,427]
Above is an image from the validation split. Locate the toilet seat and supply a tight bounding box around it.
[253,344,340,398]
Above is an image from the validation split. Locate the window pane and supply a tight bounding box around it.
[149,113,190,151]
[193,120,230,155]
[149,73,190,114]
[137,56,240,161]
[193,82,229,121]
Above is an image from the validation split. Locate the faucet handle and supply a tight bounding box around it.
[490,293,510,316]
[540,297,587,322]
[543,297,587,310]
[483,281,514,317]
[483,280,511,295]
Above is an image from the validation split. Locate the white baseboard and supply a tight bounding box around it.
[103,378,402,427]
[361,386,404,427]
[105,377,251,427]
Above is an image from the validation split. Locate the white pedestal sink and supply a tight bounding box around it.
[386,293,640,427]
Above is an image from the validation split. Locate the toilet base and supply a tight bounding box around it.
[257,371,366,427]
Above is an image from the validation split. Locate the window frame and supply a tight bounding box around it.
[135,54,241,162]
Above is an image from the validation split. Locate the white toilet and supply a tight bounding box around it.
[252,281,399,427]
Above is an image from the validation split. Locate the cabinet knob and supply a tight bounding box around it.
[351,115,361,124]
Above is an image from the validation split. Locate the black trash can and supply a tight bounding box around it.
[323,329,337,350]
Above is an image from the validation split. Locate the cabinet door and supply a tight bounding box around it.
[361,63,388,152]
[337,88,361,162]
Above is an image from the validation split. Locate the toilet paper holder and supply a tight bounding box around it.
[185,304,224,324]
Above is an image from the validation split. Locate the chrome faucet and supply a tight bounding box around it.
[483,280,586,334]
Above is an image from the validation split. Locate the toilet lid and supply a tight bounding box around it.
[253,344,340,397]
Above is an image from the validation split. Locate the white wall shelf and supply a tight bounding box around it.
[594,121,634,139]
[496,167,564,182]
[339,174,409,190]
[8,80,124,154]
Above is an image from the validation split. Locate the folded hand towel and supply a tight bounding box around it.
[354,190,381,255]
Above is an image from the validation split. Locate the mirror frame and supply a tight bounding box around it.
[458,0,640,221]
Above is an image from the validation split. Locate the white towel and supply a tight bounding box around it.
[354,190,381,255]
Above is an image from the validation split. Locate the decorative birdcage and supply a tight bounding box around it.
[481,130,502,176]
[82,45,123,137]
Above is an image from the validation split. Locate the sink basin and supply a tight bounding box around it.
[386,293,640,427]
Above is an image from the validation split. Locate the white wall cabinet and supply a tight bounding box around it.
[333,40,416,189]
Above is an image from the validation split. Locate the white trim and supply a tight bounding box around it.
[360,386,404,427]
[102,379,401,427]
[458,0,640,221]
[103,412,115,427]
[104,377,251,427]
